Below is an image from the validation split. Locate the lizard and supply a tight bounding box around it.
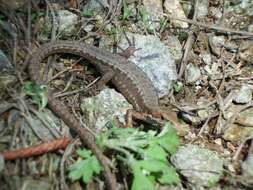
[28,40,161,190]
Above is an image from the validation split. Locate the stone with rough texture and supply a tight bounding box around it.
[233,85,252,104]
[171,144,223,187]
[236,108,253,127]
[185,63,201,83]
[143,0,163,30]
[57,10,78,36]
[119,33,177,97]
[81,88,132,132]
[164,0,188,28]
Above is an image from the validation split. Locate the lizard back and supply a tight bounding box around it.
[28,41,160,114]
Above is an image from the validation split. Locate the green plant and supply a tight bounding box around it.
[139,6,149,26]
[68,123,180,189]
[121,0,132,20]
[173,82,183,93]
[68,149,101,183]
[82,10,93,17]
[99,123,180,189]
[22,81,48,110]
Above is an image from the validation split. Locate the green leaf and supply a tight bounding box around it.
[22,81,48,110]
[174,82,183,93]
[91,155,101,174]
[77,149,91,158]
[68,149,101,184]
[82,10,93,17]
[122,0,132,20]
[156,126,179,154]
[158,164,180,185]
[131,161,155,190]
[95,125,180,188]
[68,160,87,181]
[81,160,93,183]
[139,6,148,25]
[142,144,167,162]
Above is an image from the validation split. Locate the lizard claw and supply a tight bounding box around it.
[117,31,141,59]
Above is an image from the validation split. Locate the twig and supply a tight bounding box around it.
[47,96,118,190]
[178,0,200,78]
[233,135,253,161]
[1,137,70,160]
[54,77,100,98]
[60,138,78,190]
[27,0,31,47]
[164,14,253,37]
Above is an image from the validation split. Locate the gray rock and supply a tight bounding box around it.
[209,36,225,56]
[0,50,14,72]
[201,53,212,65]
[223,123,253,144]
[0,155,4,172]
[0,73,16,91]
[20,178,51,190]
[185,63,201,83]
[236,107,253,127]
[242,154,253,177]
[119,33,177,97]
[83,0,108,13]
[242,141,253,177]
[80,88,132,132]
[171,144,224,187]
[165,36,183,62]
[239,41,253,64]
[233,85,252,104]
[57,10,78,36]
[209,6,223,20]
[249,24,253,33]
[164,0,188,28]
[142,0,164,30]
[196,0,209,19]
[0,0,26,10]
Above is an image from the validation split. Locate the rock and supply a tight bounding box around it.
[185,63,201,83]
[233,85,252,104]
[0,50,14,72]
[0,0,26,10]
[248,24,253,33]
[171,144,224,187]
[196,0,209,19]
[0,154,4,172]
[0,50,16,95]
[209,35,225,56]
[180,112,203,126]
[20,178,51,190]
[57,10,78,36]
[82,0,108,13]
[242,141,253,177]
[239,41,253,64]
[200,53,212,65]
[80,88,132,132]
[222,124,253,144]
[165,36,183,62]
[236,107,253,127]
[0,73,16,92]
[164,0,188,28]
[119,33,177,97]
[142,0,164,30]
[209,6,223,20]
[223,103,253,127]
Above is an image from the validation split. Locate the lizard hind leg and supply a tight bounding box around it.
[117,31,141,58]
[84,69,115,96]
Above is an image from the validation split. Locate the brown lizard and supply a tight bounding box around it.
[28,40,161,190]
